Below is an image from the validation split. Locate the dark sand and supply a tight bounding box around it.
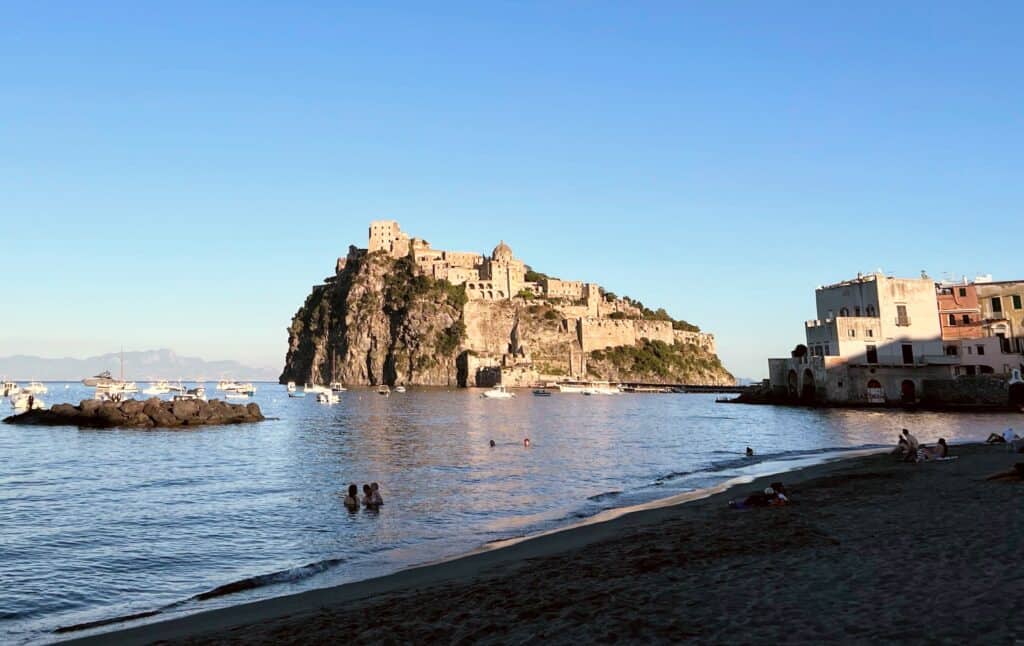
[66,444,1023,645]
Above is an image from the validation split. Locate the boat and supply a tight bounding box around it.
[166,382,187,393]
[556,382,587,394]
[330,381,347,392]
[377,385,391,396]
[25,382,48,395]
[216,380,235,391]
[482,385,515,399]
[582,381,622,396]
[225,391,250,400]
[305,384,330,395]
[287,381,297,393]
[532,389,552,397]
[143,380,171,395]
[218,381,256,395]
[394,386,407,393]
[2,380,18,397]
[82,370,115,387]
[10,392,45,411]
[316,391,340,404]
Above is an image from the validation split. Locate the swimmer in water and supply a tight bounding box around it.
[746,447,754,457]
[524,438,531,448]
[343,484,359,510]
[490,440,496,448]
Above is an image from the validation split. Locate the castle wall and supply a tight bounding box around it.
[675,330,717,353]
[635,320,675,345]
[545,279,584,300]
[579,318,639,352]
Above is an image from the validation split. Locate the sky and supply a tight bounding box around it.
[1,2,1021,378]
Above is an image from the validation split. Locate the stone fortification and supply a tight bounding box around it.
[287,221,733,387]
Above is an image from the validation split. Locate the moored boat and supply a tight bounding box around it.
[143,380,171,395]
[377,385,391,396]
[2,380,18,397]
[482,385,515,399]
[316,391,340,404]
[82,370,115,387]
[532,389,552,397]
[25,381,48,395]
[10,392,45,412]
[330,381,346,392]
[394,386,407,393]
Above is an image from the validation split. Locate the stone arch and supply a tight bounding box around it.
[801,369,816,402]
[900,380,916,404]
[787,370,799,398]
[867,379,882,389]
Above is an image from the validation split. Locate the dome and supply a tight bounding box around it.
[492,240,513,261]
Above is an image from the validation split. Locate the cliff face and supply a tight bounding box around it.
[282,252,734,388]
[281,253,465,387]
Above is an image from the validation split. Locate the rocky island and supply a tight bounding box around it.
[282,221,733,388]
[2,398,265,429]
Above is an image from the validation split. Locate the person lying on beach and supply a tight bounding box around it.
[343,484,359,510]
[729,484,789,509]
[986,429,1018,444]
[370,482,383,506]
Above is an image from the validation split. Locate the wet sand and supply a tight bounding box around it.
[67,443,1023,644]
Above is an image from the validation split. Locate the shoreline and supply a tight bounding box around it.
[59,443,1015,645]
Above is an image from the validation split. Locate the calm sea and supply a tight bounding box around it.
[1,383,1016,643]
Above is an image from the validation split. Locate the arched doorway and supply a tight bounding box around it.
[787,370,799,399]
[801,369,816,402]
[900,380,916,404]
[866,379,884,404]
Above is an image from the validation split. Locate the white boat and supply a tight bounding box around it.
[166,382,187,393]
[482,385,515,399]
[377,385,391,396]
[143,380,171,395]
[225,391,249,400]
[218,381,255,395]
[25,382,48,395]
[329,381,346,392]
[10,392,45,412]
[394,386,407,393]
[287,381,297,393]
[2,380,18,397]
[556,382,587,394]
[316,391,340,404]
[305,384,330,395]
[216,380,234,391]
[583,381,622,396]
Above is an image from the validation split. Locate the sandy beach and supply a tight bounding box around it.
[65,443,1023,645]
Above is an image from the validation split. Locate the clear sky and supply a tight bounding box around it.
[2,2,1021,378]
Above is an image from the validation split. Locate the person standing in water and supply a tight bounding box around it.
[343,484,359,510]
[370,482,383,506]
[746,447,754,457]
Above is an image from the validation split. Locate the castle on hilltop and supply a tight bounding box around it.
[366,220,597,303]
[328,219,719,386]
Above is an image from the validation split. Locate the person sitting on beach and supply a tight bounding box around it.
[370,482,383,506]
[343,484,359,510]
[919,438,949,461]
[892,435,910,458]
[901,429,920,462]
[729,484,789,509]
[986,428,1018,444]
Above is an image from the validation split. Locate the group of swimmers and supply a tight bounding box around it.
[893,428,949,462]
[344,482,383,510]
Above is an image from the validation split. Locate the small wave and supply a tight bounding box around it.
[586,490,622,502]
[53,558,346,635]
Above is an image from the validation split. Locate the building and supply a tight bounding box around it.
[975,280,1024,354]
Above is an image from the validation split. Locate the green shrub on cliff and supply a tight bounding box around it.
[592,339,726,379]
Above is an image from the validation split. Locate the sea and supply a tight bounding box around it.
[1,383,1018,643]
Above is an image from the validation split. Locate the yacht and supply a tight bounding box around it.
[82,370,115,387]
[329,381,347,392]
[305,384,330,395]
[583,381,622,396]
[316,391,340,404]
[482,385,515,399]
[556,382,587,394]
[25,382,48,395]
[166,382,187,393]
[394,385,407,393]
[143,380,171,395]
[287,381,297,393]
[2,380,18,397]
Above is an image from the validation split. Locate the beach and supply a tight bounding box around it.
[65,442,1022,645]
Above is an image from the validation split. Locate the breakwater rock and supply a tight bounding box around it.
[2,398,265,429]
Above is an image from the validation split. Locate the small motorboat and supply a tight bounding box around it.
[82,370,115,387]
[2,380,18,397]
[532,389,552,397]
[287,381,297,393]
[394,386,407,393]
[143,380,171,395]
[10,392,45,412]
[305,384,330,396]
[316,391,340,404]
[25,382,48,395]
[482,385,514,399]
[330,381,347,392]
[377,385,391,396]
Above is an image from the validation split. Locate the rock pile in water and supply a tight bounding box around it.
[2,398,265,429]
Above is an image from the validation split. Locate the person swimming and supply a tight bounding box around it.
[524,438,531,447]
[362,484,374,507]
[489,440,496,448]
[746,447,754,457]
[343,484,359,510]
[370,482,383,506]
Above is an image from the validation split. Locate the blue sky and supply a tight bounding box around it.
[2,2,1021,378]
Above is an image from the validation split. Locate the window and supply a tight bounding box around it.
[992,297,1002,313]
[947,314,957,326]
[866,329,874,338]
[855,306,861,316]
[945,345,958,356]
[962,314,971,324]
[1014,295,1022,310]
[967,346,973,355]
[896,305,910,326]
[848,329,856,337]
[977,345,985,356]
[866,344,878,364]
[959,287,967,297]
[866,305,877,317]
[997,333,1010,353]
[901,344,914,364]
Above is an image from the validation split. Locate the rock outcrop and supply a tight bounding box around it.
[2,398,264,429]
[282,250,734,388]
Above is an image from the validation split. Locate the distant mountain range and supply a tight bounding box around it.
[0,349,277,381]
